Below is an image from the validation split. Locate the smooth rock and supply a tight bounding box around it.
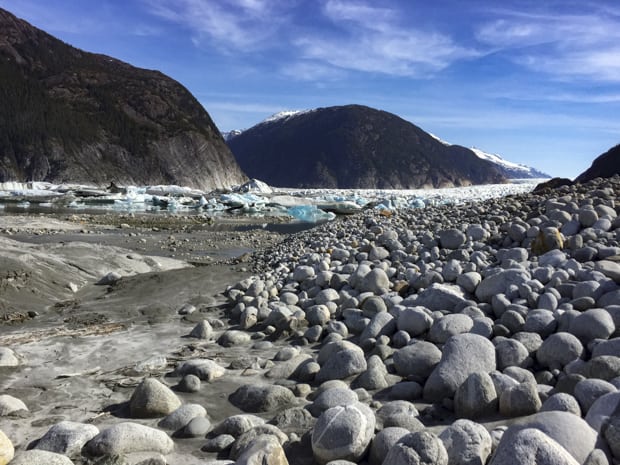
[0,348,19,367]
[129,378,181,418]
[312,402,376,465]
[9,450,74,465]
[397,307,433,337]
[540,393,582,416]
[438,419,492,465]
[229,384,295,413]
[454,372,498,419]
[369,427,409,465]
[574,379,617,414]
[536,332,584,370]
[393,341,442,380]
[0,429,14,465]
[34,421,99,457]
[86,422,174,455]
[428,314,474,344]
[212,414,265,438]
[489,427,579,465]
[499,382,542,417]
[189,319,213,339]
[382,431,448,465]
[235,434,289,465]
[174,358,226,381]
[424,334,496,402]
[158,403,207,430]
[0,394,27,416]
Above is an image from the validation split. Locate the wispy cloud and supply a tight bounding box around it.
[292,0,479,77]
[144,0,285,51]
[476,7,620,82]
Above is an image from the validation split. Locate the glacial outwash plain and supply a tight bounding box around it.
[2,3,620,465]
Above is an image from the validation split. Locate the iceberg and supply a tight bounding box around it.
[287,205,336,223]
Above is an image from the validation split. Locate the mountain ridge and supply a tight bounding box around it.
[225,106,547,188]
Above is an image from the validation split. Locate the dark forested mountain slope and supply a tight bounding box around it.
[0,8,246,189]
[227,105,506,189]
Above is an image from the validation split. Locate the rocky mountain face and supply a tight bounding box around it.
[0,8,246,190]
[576,144,620,183]
[226,105,506,189]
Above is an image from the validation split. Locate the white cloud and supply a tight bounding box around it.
[476,8,620,82]
[144,0,283,51]
[291,0,479,77]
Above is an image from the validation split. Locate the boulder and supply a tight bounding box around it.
[229,384,295,413]
[428,314,474,344]
[235,434,289,465]
[397,307,433,336]
[489,427,579,465]
[312,402,376,465]
[376,401,420,430]
[173,358,226,381]
[0,394,27,416]
[359,268,391,295]
[382,431,448,465]
[158,403,207,430]
[540,393,582,416]
[0,429,14,465]
[536,332,584,370]
[454,372,498,419]
[574,379,617,414]
[585,391,620,433]
[568,309,615,343]
[33,421,99,457]
[8,450,74,465]
[0,347,19,367]
[475,269,530,303]
[438,419,492,465]
[369,427,410,465]
[212,414,265,438]
[393,341,442,380]
[85,422,174,456]
[129,378,181,418]
[414,283,468,312]
[189,319,213,339]
[316,345,367,383]
[424,334,496,402]
[307,387,359,418]
[499,383,541,417]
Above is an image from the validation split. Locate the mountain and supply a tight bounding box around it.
[0,8,246,190]
[226,105,506,189]
[575,144,620,183]
[427,134,549,179]
[469,148,550,179]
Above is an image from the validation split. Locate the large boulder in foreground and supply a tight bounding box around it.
[423,334,496,402]
[129,378,181,418]
[311,402,376,464]
[85,422,174,456]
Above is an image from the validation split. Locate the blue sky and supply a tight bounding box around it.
[2,0,620,178]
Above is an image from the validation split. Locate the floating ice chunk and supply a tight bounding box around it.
[234,178,273,194]
[287,205,336,223]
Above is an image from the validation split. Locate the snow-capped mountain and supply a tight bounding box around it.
[469,147,550,179]
[429,133,550,179]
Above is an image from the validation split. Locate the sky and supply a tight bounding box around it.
[2,0,620,179]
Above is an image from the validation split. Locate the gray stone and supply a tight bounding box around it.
[603,416,620,461]
[585,391,620,433]
[488,427,579,465]
[499,382,541,417]
[352,355,389,390]
[0,394,27,416]
[316,344,367,383]
[308,387,359,418]
[475,269,530,303]
[415,283,468,312]
[382,431,448,465]
[592,338,620,358]
[34,421,99,458]
[9,450,74,465]
[360,312,396,343]
[495,338,530,370]
[439,229,466,249]
[177,374,201,392]
[293,265,315,282]
[0,347,19,367]
[428,314,474,344]
[229,424,288,460]
[574,379,617,414]
[306,305,332,326]
[86,422,174,456]
[438,419,492,465]
[393,341,442,380]
[235,434,288,465]
[454,372,498,420]
[568,309,615,343]
[174,358,226,381]
[178,416,211,438]
[129,378,181,418]
[541,393,582,416]
[158,403,207,430]
[229,384,295,413]
[311,402,376,465]
[424,334,496,402]
[359,268,391,295]
[376,401,419,430]
[500,411,598,464]
[523,309,557,337]
[218,329,252,347]
[202,434,236,453]
[456,272,482,294]
[397,307,433,337]
[269,407,316,436]
[595,260,620,283]
[189,319,213,339]
[536,332,584,370]
[586,355,620,381]
[369,427,410,465]
[212,414,265,438]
